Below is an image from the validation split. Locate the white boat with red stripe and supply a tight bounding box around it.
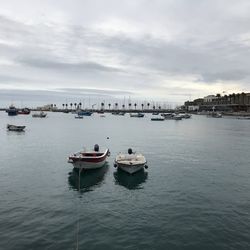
[68,144,110,170]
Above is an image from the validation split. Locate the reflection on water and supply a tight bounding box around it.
[114,169,148,190]
[68,164,108,192]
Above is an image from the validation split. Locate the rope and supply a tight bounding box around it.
[75,168,82,250]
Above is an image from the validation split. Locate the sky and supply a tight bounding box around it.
[0,0,250,107]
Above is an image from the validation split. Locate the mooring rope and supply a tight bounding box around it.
[75,168,82,250]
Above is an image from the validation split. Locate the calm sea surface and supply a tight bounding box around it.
[0,111,250,250]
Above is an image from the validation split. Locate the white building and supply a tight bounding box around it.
[203,95,218,103]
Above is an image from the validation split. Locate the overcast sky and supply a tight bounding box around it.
[0,0,250,106]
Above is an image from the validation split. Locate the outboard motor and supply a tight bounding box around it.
[128,148,133,154]
[94,144,99,152]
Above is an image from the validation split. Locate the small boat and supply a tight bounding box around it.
[6,105,18,116]
[114,148,148,174]
[96,110,105,114]
[161,113,174,119]
[179,113,192,119]
[151,116,164,121]
[7,124,25,132]
[77,110,93,116]
[172,114,183,120]
[75,115,83,119]
[112,112,126,116]
[32,111,47,118]
[130,113,144,118]
[18,108,31,115]
[68,144,110,170]
[237,116,250,120]
[207,112,222,118]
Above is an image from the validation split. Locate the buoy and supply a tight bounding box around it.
[114,163,117,168]
[144,165,148,169]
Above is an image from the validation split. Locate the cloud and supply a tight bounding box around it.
[0,0,250,106]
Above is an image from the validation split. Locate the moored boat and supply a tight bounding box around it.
[6,105,18,116]
[75,115,83,119]
[32,111,47,118]
[18,108,30,115]
[207,112,222,118]
[114,148,148,174]
[7,124,25,132]
[77,110,93,116]
[68,144,110,170]
[151,116,164,121]
[130,113,144,118]
[112,112,126,116]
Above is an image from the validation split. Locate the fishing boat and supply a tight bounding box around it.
[32,111,47,118]
[114,148,148,174]
[77,110,93,116]
[18,108,30,115]
[68,144,110,170]
[6,105,18,116]
[7,124,25,132]
[130,113,144,118]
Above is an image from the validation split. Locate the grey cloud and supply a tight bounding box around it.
[17,57,123,73]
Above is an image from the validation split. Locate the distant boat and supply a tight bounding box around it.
[6,105,18,116]
[130,113,144,118]
[112,112,126,116]
[237,116,250,120]
[68,144,110,170]
[179,113,192,119]
[114,148,148,174]
[75,115,83,119]
[18,108,30,115]
[32,111,47,118]
[151,116,164,121]
[96,110,105,114]
[77,110,93,116]
[207,112,222,118]
[172,114,183,120]
[161,113,183,120]
[7,124,25,132]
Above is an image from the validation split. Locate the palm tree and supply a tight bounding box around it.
[153,105,156,110]
[115,103,118,110]
[74,103,77,110]
[129,103,132,110]
[65,103,68,110]
[158,106,161,110]
[108,103,111,109]
[70,103,73,110]
[141,103,144,110]
[79,102,82,110]
[62,103,65,109]
[122,104,125,109]
[134,103,137,110]
[101,102,105,110]
[147,103,150,109]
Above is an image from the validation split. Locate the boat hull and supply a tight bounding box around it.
[117,163,145,174]
[68,149,109,170]
[70,160,106,170]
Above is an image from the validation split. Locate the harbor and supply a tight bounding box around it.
[1,111,250,250]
